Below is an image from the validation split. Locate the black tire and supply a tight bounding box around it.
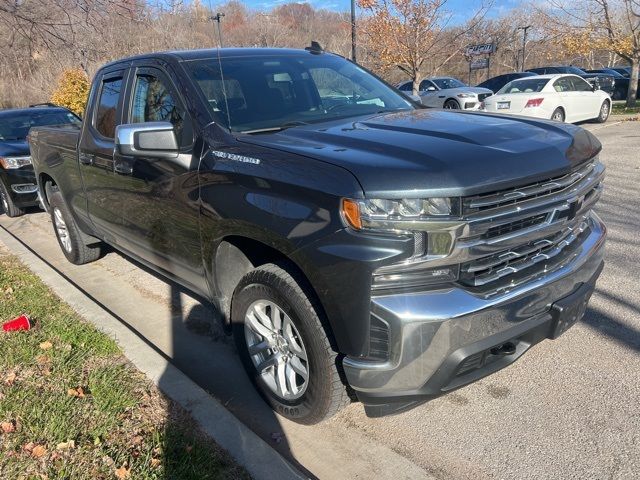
[0,180,26,218]
[444,99,460,109]
[231,263,350,425]
[49,190,102,265]
[594,100,610,123]
[551,107,565,122]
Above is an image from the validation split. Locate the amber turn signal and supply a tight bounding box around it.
[341,198,362,230]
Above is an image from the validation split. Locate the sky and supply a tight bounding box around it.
[229,0,525,16]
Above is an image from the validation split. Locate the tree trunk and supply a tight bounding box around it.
[412,77,421,96]
[626,57,639,108]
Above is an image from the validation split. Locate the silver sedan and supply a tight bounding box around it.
[397,77,493,110]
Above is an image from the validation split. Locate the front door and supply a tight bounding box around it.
[113,65,206,293]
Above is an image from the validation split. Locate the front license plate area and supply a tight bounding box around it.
[550,283,594,339]
[497,101,510,110]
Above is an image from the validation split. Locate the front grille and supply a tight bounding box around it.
[464,161,596,214]
[460,217,589,287]
[478,93,492,102]
[485,213,547,239]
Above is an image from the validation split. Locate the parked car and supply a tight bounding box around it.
[0,104,81,217]
[397,77,493,109]
[526,66,615,96]
[30,48,606,423]
[610,66,632,77]
[483,74,611,123]
[476,72,538,93]
[586,68,640,100]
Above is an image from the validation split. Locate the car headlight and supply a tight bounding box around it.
[341,197,458,232]
[0,156,32,169]
[457,93,475,98]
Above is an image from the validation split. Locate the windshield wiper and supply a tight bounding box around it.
[241,120,309,135]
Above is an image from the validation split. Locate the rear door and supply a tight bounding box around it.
[551,76,580,122]
[78,68,128,242]
[113,63,206,292]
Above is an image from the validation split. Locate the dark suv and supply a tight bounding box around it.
[0,104,81,216]
[527,66,615,95]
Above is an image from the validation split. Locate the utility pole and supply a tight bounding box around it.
[517,25,532,72]
[351,0,357,63]
[212,12,225,48]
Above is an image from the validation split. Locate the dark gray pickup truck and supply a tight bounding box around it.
[29,47,606,424]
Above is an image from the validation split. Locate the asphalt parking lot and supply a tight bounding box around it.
[0,119,638,479]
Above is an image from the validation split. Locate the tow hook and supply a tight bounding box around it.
[490,342,516,356]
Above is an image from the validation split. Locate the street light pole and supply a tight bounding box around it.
[351,0,357,63]
[517,25,532,72]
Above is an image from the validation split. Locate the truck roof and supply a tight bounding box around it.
[100,47,328,70]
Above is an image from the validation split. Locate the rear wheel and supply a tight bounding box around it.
[551,108,565,122]
[0,180,26,218]
[49,190,102,265]
[595,100,610,123]
[231,263,350,425]
[444,99,460,109]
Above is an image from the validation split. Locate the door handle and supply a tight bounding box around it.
[79,153,94,165]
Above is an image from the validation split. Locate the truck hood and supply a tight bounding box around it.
[238,109,601,198]
[0,139,30,157]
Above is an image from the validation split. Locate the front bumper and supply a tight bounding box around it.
[0,167,39,207]
[343,213,606,417]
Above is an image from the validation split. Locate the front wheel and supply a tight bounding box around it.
[551,108,565,122]
[0,180,26,218]
[444,99,460,109]
[231,263,350,425]
[595,100,610,123]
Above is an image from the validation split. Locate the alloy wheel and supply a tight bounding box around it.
[244,299,309,400]
[600,102,610,121]
[53,207,72,253]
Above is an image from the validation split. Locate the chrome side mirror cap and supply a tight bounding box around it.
[115,122,178,159]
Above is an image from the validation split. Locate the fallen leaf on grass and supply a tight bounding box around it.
[56,440,75,450]
[1,421,15,433]
[36,354,49,365]
[150,458,161,468]
[115,465,131,479]
[67,387,85,398]
[31,444,47,458]
[39,341,53,350]
[4,286,13,295]
[4,371,16,386]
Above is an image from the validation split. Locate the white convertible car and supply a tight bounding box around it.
[482,74,611,123]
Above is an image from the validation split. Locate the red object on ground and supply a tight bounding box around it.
[2,315,32,332]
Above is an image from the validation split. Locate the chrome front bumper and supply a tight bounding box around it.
[344,212,606,414]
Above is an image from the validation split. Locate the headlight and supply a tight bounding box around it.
[0,156,32,169]
[341,197,459,232]
[457,93,475,98]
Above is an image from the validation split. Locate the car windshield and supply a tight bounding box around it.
[432,78,466,89]
[565,66,587,75]
[498,78,550,94]
[186,54,414,133]
[0,110,81,141]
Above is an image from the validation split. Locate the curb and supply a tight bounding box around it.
[0,225,306,480]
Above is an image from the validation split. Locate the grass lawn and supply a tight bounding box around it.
[611,101,640,116]
[0,252,249,480]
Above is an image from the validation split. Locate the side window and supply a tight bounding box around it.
[94,77,123,138]
[131,72,191,147]
[419,80,435,91]
[570,76,592,92]
[398,83,412,92]
[553,77,573,92]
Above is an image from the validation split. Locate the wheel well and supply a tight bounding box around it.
[39,173,57,211]
[445,98,459,106]
[215,236,314,324]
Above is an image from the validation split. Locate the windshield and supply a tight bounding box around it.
[565,66,586,75]
[498,78,550,94]
[432,78,466,89]
[0,110,81,141]
[185,54,414,133]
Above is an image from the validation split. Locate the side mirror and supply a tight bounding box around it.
[592,83,598,92]
[426,86,437,92]
[115,122,178,159]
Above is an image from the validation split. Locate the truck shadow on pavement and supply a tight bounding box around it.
[120,252,316,478]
